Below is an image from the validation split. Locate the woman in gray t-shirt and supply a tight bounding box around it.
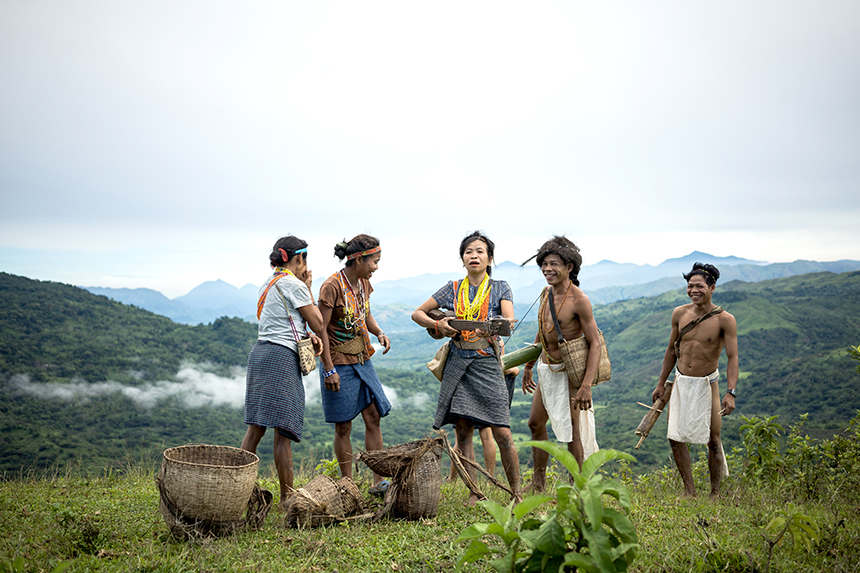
[241,235,324,509]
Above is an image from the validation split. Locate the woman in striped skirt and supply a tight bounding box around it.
[241,235,324,509]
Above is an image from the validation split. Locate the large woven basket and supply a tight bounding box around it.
[159,444,259,522]
[392,443,443,519]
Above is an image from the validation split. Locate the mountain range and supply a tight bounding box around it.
[82,252,860,329]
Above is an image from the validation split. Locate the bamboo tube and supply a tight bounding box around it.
[634,379,674,449]
[501,343,543,371]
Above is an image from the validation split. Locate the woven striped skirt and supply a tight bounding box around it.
[244,340,305,442]
[320,360,392,424]
[433,347,511,429]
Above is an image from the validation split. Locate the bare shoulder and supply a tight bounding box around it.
[719,309,737,328]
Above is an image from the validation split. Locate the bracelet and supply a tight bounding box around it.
[323,368,337,378]
[525,361,536,369]
[434,320,439,335]
[377,332,385,338]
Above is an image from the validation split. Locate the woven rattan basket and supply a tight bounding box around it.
[283,475,365,528]
[356,440,428,478]
[392,442,443,519]
[159,444,259,522]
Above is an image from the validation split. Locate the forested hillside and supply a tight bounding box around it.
[2,271,859,476]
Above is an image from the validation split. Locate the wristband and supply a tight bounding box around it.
[323,368,337,379]
[525,361,536,369]
[377,332,385,338]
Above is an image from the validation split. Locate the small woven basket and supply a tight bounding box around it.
[159,444,259,522]
[392,443,443,519]
[356,441,427,478]
[283,475,356,528]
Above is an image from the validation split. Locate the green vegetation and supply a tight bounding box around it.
[2,411,859,572]
[457,445,637,573]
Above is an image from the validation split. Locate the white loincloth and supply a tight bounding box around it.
[667,368,729,476]
[537,361,599,459]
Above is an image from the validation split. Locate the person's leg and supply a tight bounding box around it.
[273,430,294,508]
[707,381,724,497]
[670,439,696,497]
[478,427,496,476]
[491,426,522,503]
[454,417,479,506]
[333,421,353,479]
[527,384,550,492]
[240,424,267,454]
[360,402,385,486]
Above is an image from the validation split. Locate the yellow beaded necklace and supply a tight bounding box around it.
[456,273,491,321]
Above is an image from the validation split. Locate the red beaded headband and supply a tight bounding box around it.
[347,246,381,261]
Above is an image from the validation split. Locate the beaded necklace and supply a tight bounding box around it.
[256,267,296,320]
[336,270,369,333]
[456,273,491,321]
[333,269,375,358]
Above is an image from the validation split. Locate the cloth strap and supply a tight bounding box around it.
[674,306,724,359]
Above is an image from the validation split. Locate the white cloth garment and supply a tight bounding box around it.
[537,361,599,459]
[667,368,728,476]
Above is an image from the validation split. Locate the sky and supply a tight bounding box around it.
[2,1,859,298]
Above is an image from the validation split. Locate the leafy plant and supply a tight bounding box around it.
[314,457,341,480]
[850,344,860,374]
[762,505,819,573]
[739,415,784,481]
[456,443,638,573]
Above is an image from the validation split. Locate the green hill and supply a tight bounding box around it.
[1,271,859,476]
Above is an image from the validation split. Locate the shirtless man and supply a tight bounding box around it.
[522,236,602,491]
[652,262,739,498]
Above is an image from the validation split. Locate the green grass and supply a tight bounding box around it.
[2,450,859,573]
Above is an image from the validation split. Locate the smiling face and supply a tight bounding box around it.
[462,239,491,275]
[541,254,573,287]
[354,252,381,280]
[686,275,715,305]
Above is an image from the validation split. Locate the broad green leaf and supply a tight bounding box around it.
[609,541,639,564]
[603,507,638,541]
[580,449,636,479]
[583,478,605,531]
[513,494,552,521]
[600,479,633,509]
[479,498,512,527]
[456,540,490,572]
[582,527,615,572]
[764,516,786,533]
[520,517,566,556]
[489,545,518,573]
[563,550,599,573]
[456,523,490,542]
[525,440,582,477]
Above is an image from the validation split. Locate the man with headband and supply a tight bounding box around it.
[651,262,739,498]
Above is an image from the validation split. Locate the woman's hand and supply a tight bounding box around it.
[310,334,323,357]
[325,371,341,393]
[377,334,391,354]
[301,269,313,291]
[436,317,459,338]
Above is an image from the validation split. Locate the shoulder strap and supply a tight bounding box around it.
[275,281,303,344]
[674,306,723,359]
[547,287,566,344]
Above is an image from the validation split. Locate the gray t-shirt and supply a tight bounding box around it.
[257,273,314,351]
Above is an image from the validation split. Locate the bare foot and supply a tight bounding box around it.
[528,480,546,494]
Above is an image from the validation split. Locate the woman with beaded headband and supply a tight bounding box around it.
[412,230,522,505]
[318,234,392,495]
[241,235,325,510]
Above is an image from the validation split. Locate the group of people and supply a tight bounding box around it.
[240,230,739,509]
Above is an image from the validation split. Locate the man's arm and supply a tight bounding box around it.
[652,307,681,403]
[522,329,541,394]
[572,293,600,410]
[720,312,739,415]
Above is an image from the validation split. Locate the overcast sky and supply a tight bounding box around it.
[2,1,858,298]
